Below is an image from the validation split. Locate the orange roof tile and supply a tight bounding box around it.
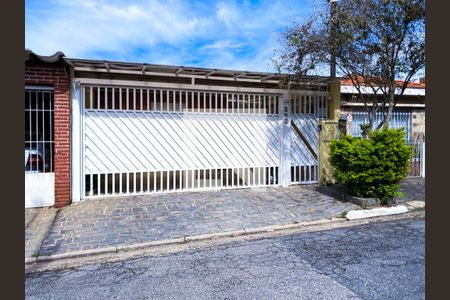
[340,77,425,89]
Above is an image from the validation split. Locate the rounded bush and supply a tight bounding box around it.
[329,128,411,204]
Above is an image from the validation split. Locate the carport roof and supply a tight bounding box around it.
[25,49,333,85]
[65,57,287,82]
[64,57,332,85]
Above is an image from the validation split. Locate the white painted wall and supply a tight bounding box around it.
[25,173,54,208]
[71,82,82,202]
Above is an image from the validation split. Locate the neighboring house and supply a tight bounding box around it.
[339,78,426,177]
[339,78,425,143]
[25,50,71,208]
[25,49,340,208]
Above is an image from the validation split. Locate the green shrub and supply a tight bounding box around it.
[329,128,411,204]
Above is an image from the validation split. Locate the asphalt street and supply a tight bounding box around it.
[26,217,424,300]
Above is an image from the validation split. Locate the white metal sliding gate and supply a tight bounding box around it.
[80,85,328,198]
[82,86,282,198]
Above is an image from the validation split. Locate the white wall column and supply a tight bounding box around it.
[71,81,82,202]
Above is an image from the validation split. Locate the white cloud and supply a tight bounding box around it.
[26,0,310,72]
[202,40,244,50]
[198,41,275,72]
[216,2,240,28]
[26,0,209,57]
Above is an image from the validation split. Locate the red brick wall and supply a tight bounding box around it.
[25,62,71,207]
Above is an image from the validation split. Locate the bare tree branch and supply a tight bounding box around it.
[274,0,425,136]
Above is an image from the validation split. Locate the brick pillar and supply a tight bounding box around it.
[25,63,71,207]
[53,72,71,207]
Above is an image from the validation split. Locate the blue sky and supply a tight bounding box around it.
[25,0,312,72]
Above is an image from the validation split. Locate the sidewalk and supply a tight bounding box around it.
[25,178,424,261]
[25,207,59,258]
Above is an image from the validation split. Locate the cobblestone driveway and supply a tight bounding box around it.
[39,185,358,256]
[396,178,425,202]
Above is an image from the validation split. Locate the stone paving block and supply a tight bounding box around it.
[37,183,423,256]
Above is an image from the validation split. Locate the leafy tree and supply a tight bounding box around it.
[275,0,425,133]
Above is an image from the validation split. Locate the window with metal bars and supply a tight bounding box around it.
[25,88,54,173]
[351,108,412,142]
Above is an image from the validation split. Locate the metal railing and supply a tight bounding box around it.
[84,86,281,115]
[408,142,425,177]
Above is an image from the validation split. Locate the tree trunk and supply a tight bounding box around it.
[382,106,393,129]
[381,91,396,129]
[361,107,375,139]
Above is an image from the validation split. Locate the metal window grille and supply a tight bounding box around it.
[25,88,54,173]
[351,108,412,142]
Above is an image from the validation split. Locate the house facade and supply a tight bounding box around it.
[338,79,426,178]
[24,50,426,208]
[25,50,341,208]
[339,78,426,142]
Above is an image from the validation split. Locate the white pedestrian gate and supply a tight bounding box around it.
[290,93,328,184]
[80,85,328,198]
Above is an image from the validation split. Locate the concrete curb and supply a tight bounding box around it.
[26,204,424,265]
[25,257,37,264]
[36,246,118,262]
[402,201,426,210]
[346,206,408,220]
[28,217,349,264]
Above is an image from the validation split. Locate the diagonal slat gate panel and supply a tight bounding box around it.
[85,112,282,174]
[291,114,319,153]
